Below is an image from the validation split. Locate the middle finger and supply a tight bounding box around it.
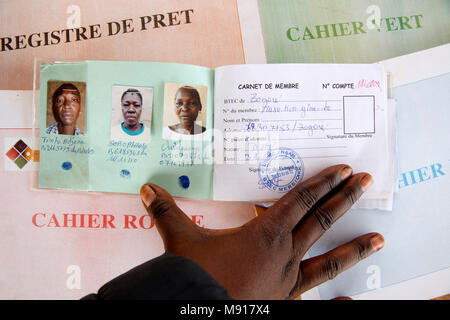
[292,173,373,255]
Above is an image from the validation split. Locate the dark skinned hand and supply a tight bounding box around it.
[140,164,385,300]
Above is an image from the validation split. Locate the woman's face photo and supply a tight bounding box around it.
[162,83,208,139]
[121,92,143,127]
[174,88,201,126]
[110,85,153,142]
[54,89,81,126]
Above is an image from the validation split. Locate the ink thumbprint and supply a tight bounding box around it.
[120,169,131,179]
[178,175,190,189]
[62,162,72,170]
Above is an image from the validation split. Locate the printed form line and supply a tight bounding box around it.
[296,155,348,159]
[261,119,342,122]
[280,138,329,140]
[224,146,347,150]
[224,155,349,163]
[223,128,343,132]
[242,100,342,103]
[292,146,346,150]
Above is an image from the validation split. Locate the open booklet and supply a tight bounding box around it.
[36,61,394,206]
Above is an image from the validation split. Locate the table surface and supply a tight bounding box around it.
[254,204,449,300]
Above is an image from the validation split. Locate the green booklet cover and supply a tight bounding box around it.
[258,0,450,63]
[38,61,214,199]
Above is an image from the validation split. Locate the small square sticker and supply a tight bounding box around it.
[6,148,19,160]
[14,155,28,169]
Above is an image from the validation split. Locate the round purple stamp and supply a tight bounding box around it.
[258,147,304,193]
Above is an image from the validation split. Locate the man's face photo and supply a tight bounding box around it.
[54,89,81,127]
[46,81,86,135]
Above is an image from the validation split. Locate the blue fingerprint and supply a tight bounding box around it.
[178,175,190,189]
[62,162,72,170]
[120,169,131,179]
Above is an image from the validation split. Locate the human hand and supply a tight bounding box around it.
[140,164,384,299]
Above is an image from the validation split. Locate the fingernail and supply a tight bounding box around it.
[340,167,353,180]
[141,184,156,208]
[360,175,373,192]
[370,234,385,252]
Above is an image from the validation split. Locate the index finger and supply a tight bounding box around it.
[260,164,353,232]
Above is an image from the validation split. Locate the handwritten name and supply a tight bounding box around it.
[250,93,280,104]
[40,136,94,154]
[246,121,325,136]
[107,140,148,163]
[357,79,381,89]
[261,103,331,116]
[160,140,212,167]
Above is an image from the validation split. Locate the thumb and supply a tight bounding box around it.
[140,183,197,243]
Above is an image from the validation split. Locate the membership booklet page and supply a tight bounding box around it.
[213,64,391,202]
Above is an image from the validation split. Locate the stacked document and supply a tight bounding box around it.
[37,61,395,209]
[306,44,450,300]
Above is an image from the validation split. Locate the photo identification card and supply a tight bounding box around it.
[38,61,214,199]
[38,61,394,205]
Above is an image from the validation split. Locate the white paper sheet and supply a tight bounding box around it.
[213,64,393,204]
[309,45,450,300]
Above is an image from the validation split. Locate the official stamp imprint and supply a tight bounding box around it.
[258,147,304,193]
